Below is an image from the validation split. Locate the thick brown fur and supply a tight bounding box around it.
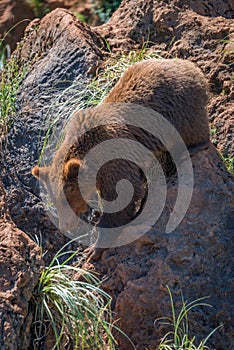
[104,58,210,148]
[32,59,210,254]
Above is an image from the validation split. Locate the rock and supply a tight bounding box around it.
[95,0,234,157]
[86,145,234,349]
[0,8,105,262]
[45,0,78,11]
[0,2,233,349]
[95,0,233,48]
[0,0,34,52]
[45,0,99,26]
[0,182,43,350]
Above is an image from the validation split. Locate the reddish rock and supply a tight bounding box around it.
[0,0,34,52]
[95,0,233,48]
[45,0,98,25]
[87,145,234,349]
[45,0,79,10]
[0,183,43,349]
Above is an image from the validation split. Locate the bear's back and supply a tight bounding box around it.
[104,58,210,147]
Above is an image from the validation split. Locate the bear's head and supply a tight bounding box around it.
[32,158,93,232]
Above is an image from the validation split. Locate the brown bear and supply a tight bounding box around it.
[32,58,210,257]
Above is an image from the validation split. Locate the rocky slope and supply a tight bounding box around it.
[0,1,233,349]
[0,183,42,349]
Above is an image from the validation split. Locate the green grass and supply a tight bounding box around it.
[73,12,86,23]
[0,43,11,70]
[210,126,218,146]
[0,20,33,138]
[33,241,132,349]
[154,287,222,350]
[221,155,234,174]
[33,251,222,350]
[39,47,162,162]
[0,52,27,137]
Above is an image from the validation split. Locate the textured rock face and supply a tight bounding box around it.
[0,183,43,350]
[0,1,233,349]
[87,145,234,349]
[95,0,234,158]
[0,9,104,262]
[0,0,34,51]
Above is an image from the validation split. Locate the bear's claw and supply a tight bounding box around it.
[84,245,106,262]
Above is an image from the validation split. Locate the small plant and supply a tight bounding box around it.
[0,43,11,70]
[210,126,218,146]
[73,12,86,23]
[0,52,26,137]
[0,20,34,138]
[221,155,234,174]
[33,241,132,349]
[154,287,222,350]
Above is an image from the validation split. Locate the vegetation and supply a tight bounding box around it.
[0,43,11,70]
[0,50,26,137]
[39,46,162,161]
[26,0,121,23]
[33,242,221,350]
[74,12,86,23]
[154,287,222,350]
[26,0,50,18]
[91,0,122,23]
[33,242,129,350]
[210,126,217,146]
[0,19,33,138]
[221,155,234,174]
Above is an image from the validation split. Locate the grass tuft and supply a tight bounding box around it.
[154,287,222,350]
[0,20,32,138]
[221,155,234,174]
[0,43,11,70]
[33,240,133,350]
[0,52,26,137]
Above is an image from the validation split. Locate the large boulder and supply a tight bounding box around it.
[0,183,43,350]
[86,145,234,349]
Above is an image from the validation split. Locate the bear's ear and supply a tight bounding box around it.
[63,158,82,179]
[32,166,49,183]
